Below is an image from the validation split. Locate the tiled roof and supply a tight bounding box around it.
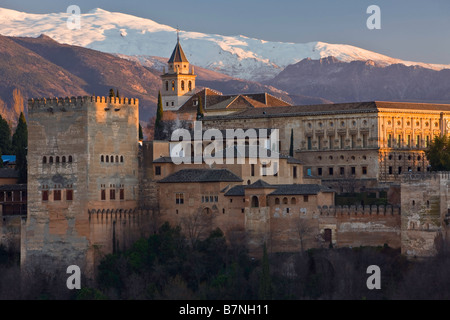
[0,168,19,179]
[168,41,189,63]
[224,185,246,196]
[204,101,450,120]
[0,184,26,191]
[158,169,243,183]
[246,179,274,189]
[269,184,335,196]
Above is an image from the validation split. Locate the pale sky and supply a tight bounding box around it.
[2,0,450,64]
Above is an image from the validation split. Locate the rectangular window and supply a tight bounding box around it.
[303,195,309,202]
[110,189,115,200]
[328,137,333,149]
[351,167,356,175]
[351,135,356,148]
[318,167,322,176]
[66,190,73,201]
[426,136,430,147]
[407,135,411,148]
[101,189,106,201]
[120,189,124,200]
[417,167,421,172]
[340,167,345,175]
[389,166,393,174]
[214,196,218,202]
[388,134,392,148]
[307,137,312,150]
[176,193,184,204]
[398,167,402,174]
[42,190,49,202]
[398,134,402,148]
[262,164,267,176]
[329,167,334,176]
[363,134,368,148]
[251,164,255,176]
[340,135,344,149]
[155,166,161,176]
[362,167,367,175]
[54,190,61,201]
[293,166,297,179]
[318,136,322,150]
[416,135,421,148]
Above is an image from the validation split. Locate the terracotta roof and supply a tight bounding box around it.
[168,40,189,63]
[176,88,292,113]
[0,168,19,179]
[158,169,243,183]
[204,101,450,120]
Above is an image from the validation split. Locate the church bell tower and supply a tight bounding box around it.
[160,32,196,111]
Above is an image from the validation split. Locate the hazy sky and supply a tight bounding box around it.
[2,0,450,64]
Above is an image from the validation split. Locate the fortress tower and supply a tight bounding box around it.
[160,34,196,111]
[23,96,143,277]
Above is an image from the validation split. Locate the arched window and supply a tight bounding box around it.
[165,81,169,91]
[49,156,53,164]
[111,155,114,163]
[251,196,259,208]
[283,197,288,205]
[116,155,119,163]
[56,156,60,163]
[43,156,47,164]
[275,198,280,205]
[291,197,297,205]
[181,80,185,91]
[188,81,192,91]
[68,156,73,163]
[101,155,104,162]
[171,80,175,91]
[62,156,66,163]
[120,156,124,163]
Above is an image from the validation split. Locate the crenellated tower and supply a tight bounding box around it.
[160,33,196,111]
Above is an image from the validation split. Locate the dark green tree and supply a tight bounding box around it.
[289,128,294,157]
[0,115,12,155]
[154,91,164,140]
[196,96,204,120]
[116,89,120,99]
[12,112,28,183]
[425,135,450,171]
[139,123,144,141]
[0,150,3,168]
[258,242,272,300]
[109,88,115,98]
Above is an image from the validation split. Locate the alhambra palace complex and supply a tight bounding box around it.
[1,39,450,276]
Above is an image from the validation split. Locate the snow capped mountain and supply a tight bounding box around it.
[1,7,449,81]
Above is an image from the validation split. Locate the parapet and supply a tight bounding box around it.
[317,204,400,216]
[401,171,450,182]
[28,95,139,112]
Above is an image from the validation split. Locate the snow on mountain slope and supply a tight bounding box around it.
[1,7,449,81]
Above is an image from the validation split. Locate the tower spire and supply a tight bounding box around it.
[176,26,180,43]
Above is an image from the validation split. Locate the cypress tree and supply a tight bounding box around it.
[258,243,272,300]
[0,115,12,155]
[196,96,204,120]
[109,88,115,98]
[154,91,164,140]
[116,89,120,99]
[0,150,3,168]
[139,123,144,141]
[289,128,294,157]
[12,112,27,183]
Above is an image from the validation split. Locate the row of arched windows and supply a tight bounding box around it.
[165,80,192,92]
[100,155,124,163]
[43,156,73,164]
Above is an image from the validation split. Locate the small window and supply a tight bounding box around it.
[54,190,62,201]
[43,156,47,164]
[62,156,66,163]
[283,197,288,205]
[66,190,73,201]
[68,156,73,163]
[275,198,280,205]
[362,167,367,175]
[181,80,185,91]
[111,156,114,163]
[303,195,309,202]
[42,190,49,202]
[340,167,345,175]
[155,166,161,176]
[106,156,109,163]
[120,189,124,200]
[116,156,119,163]
[120,156,124,163]
[329,167,334,176]
[389,166,393,174]
[251,196,259,208]
[291,197,296,205]
[101,155,104,162]
[110,189,116,200]
[171,80,175,91]
[188,81,192,91]
[293,166,297,179]
[318,168,322,176]
[251,164,255,177]
[101,190,106,200]
[351,167,356,175]
[49,156,53,164]
[176,193,184,204]
[56,156,60,163]
[165,81,169,91]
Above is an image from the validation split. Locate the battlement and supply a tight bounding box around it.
[401,171,450,182]
[317,204,400,216]
[27,95,139,111]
